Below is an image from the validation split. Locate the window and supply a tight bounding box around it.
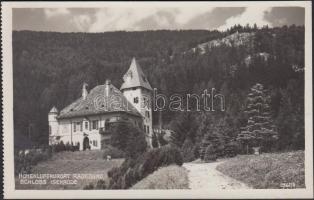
[145,111,150,118]
[92,140,98,147]
[49,125,51,135]
[74,122,82,132]
[62,124,68,133]
[134,97,139,103]
[105,119,110,130]
[147,126,150,134]
[92,120,99,130]
[85,122,89,130]
[144,125,147,133]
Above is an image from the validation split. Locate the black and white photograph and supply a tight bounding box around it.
[2,1,313,199]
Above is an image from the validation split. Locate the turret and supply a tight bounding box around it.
[48,106,59,139]
[121,58,153,147]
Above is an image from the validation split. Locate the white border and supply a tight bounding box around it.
[2,1,313,199]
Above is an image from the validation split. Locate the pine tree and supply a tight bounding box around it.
[237,83,278,154]
[199,118,226,160]
[200,131,224,161]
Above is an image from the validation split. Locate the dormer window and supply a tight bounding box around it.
[134,97,139,103]
[142,75,147,82]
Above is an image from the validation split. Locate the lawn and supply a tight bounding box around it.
[216,150,305,189]
[15,150,124,190]
[131,165,189,189]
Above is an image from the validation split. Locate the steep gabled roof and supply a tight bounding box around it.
[120,58,152,91]
[58,83,141,119]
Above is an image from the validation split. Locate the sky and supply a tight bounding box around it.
[12,7,305,32]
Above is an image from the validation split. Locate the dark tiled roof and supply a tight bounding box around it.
[58,83,141,119]
[120,58,152,91]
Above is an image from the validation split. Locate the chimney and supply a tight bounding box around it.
[82,83,88,100]
[105,79,111,96]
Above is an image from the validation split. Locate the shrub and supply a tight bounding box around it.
[110,121,147,158]
[199,132,225,160]
[53,141,66,152]
[181,139,196,162]
[103,145,183,189]
[14,147,52,175]
[152,132,159,148]
[204,144,217,162]
[51,141,79,153]
[95,180,108,189]
[223,141,239,158]
[83,183,95,190]
[102,146,125,159]
[65,142,72,151]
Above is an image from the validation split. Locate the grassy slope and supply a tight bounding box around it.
[15,150,123,189]
[131,165,189,189]
[216,151,305,189]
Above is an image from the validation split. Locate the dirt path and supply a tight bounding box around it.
[183,161,251,189]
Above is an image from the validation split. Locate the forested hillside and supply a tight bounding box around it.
[13,25,305,152]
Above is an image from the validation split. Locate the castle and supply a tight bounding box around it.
[48,58,153,150]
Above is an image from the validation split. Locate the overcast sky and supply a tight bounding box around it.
[12,7,305,32]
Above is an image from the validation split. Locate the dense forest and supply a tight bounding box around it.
[13,24,305,153]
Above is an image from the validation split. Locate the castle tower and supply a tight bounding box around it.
[48,106,59,145]
[121,58,153,147]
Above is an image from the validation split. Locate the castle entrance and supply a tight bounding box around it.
[83,136,90,150]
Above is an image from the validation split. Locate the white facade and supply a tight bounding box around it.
[48,58,153,150]
[122,88,153,147]
[49,113,142,150]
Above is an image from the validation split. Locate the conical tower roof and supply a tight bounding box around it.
[49,106,58,113]
[120,58,152,91]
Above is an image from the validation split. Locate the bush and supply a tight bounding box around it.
[152,132,159,148]
[101,145,183,189]
[53,141,66,152]
[110,121,147,158]
[83,183,95,190]
[181,139,197,162]
[14,147,52,175]
[204,144,217,162]
[51,141,79,153]
[102,146,125,159]
[223,141,239,158]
